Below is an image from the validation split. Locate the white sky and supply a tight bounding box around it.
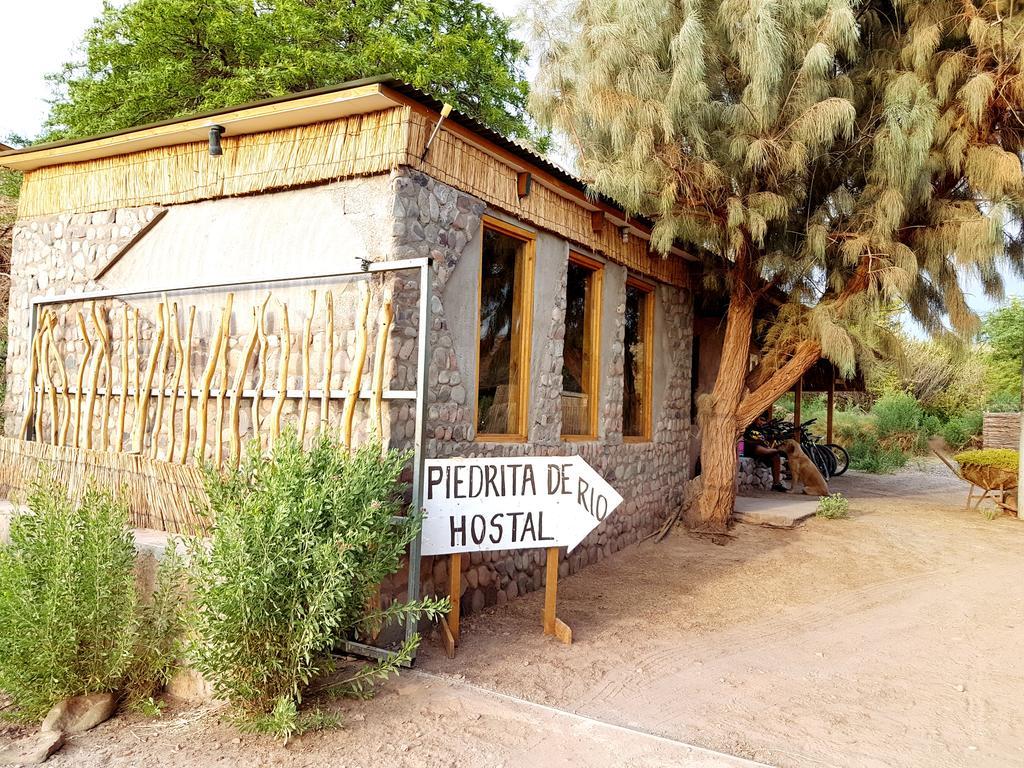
[0,0,1018,319]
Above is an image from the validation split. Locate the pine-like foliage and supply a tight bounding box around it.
[532,0,1024,376]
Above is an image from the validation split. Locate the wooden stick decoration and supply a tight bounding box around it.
[150,299,172,458]
[72,311,94,448]
[49,316,71,447]
[34,314,50,442]
[320,290,334,434]
[196,294,233,464]
[298,290,316,444]
[214,302,231,470]
[84,303,110,450]
[250,294,271,451]
[42,314,61,445]
[132,302,165,454]
[178,306,196,464]
[19,320,42,441]
[269,301,291,445]
[341,282,371,449]
[116,306,129,452]
[97,306,113,452]
[369,291,394,441]
[132,307,141,420]
[229,307,260,468]
[166,302,184,463]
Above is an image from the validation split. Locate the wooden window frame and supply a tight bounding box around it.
[474,215,536,443]
[561,251,604,441]
[623,276,655,443]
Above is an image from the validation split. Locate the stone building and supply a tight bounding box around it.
[0,77,697,615]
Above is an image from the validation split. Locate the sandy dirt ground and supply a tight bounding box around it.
[1,461,1021,767]
[421,461,1024,767]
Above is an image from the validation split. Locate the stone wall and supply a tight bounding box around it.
[5,207,162,432]
[6,169,696,620]
[737,457,774,492]
[382,169,694,615]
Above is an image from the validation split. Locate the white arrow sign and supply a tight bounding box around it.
[420,455,623,556]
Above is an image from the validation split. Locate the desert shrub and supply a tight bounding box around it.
[0,479,138,721]
[954,448,1019,472]
[848,435,909,474]
[871,392,924,438]
[941,410,983,450]
[122,548,186,711]
[188,431,447,740]
[985,391,1020,412]
[816,493,850,519]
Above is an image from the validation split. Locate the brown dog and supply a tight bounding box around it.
[781,439,829,496]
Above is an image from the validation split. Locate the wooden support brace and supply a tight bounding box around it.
[441,552,462,659]
[543,547,572,645]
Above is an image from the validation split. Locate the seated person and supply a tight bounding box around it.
[743,414,786,492]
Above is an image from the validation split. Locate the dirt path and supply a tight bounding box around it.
[2,462,1021,767]
[4,672,760,768]
[419,462,1024,767]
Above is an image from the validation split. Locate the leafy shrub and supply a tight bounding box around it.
[816,493,850,519]
[941,410,983,450]
[122,548,186,710]
[985,391,1020,412]
[848,435,909,474]
[188,431,447,740]
[0,479,138,721]
[872,392,925,440]
[954,448,1019,472]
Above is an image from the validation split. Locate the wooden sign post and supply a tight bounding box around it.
[422,456,623,658]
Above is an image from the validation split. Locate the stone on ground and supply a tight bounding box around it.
[41,693,116,735]
[0,730,65,765]
[733,495,819,528]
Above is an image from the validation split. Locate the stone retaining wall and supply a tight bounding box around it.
[982,412,1020,450]
[737,457,774,492]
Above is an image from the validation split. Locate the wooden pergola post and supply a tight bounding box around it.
[826,366,835,444]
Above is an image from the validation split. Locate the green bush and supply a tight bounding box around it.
[985,391,1020,412]
[872,392,925,439]
[941,410,983,450]
[188,431,447,740]
[954,448,1019,472]
[0,479,144,721]
[122,547,186,710]
[816,493,850,519]
[848,435,909,474]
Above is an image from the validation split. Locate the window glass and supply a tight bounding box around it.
[623,281,652,439]
[477,226,530,436]
[562,257,600,438]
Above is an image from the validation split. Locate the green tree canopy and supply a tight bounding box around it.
[980,298,1024,400]
[532,0,1024,529]
[45,0,533,141]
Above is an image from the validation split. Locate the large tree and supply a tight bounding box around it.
[46,0,533,141]
[533,0,1024,530]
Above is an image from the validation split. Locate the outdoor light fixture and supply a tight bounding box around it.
[517,172,533,198]
[619,226,630,244]
[208,125,225,157]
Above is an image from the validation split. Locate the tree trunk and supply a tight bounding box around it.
[696,319,823,533]
[696,282,756,532]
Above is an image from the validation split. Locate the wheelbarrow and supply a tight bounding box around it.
[931,444,1018,514]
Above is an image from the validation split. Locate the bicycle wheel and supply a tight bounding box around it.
[814,444,835,479]
[827,444,850,476]
[803,442,831,479]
